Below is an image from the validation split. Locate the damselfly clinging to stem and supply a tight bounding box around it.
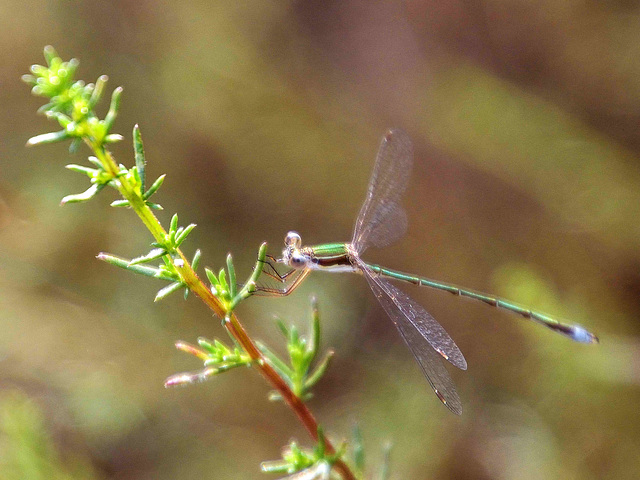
[258,129,598,415]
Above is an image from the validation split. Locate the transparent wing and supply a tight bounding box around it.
[352,129,413,254]
[357,259,465,414]
[359,259,467,370]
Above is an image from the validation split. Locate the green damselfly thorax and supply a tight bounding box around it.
[260,129,598,415]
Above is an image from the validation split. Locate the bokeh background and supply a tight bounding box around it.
[1,1,640,479]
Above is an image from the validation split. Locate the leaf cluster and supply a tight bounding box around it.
[164,337,253,387]
[23,46,122,151]
[205,245,266,313]
[258,299,334,402]
[262,427,391,480]
[261,431,339,479]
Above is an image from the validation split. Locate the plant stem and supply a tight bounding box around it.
[91,140,356,480]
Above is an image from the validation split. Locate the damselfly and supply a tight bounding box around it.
[260,129,598,414]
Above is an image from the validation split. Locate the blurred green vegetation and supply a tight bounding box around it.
[1,1,639,479]
[0,391,98,480]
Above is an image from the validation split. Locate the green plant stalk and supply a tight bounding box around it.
[84,138,355,480]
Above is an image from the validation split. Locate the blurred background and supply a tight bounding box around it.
[1,1,639,478]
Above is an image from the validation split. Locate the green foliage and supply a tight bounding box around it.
[23,46,380,480]
[62,156,125,204]
[257,299,334,402]
[261,431,343,479]
[164,337,253,387]
[111,125,165,210]
[0,391,98,480]
[350,426,392,480]
[23,46,122,150]
[96,249,201,301]
[261,427,391,480]
[205,243,266,312]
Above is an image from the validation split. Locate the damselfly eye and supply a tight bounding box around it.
[285,231,301,248]
[290,253,307,268]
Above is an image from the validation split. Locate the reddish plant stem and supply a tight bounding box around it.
[185,273,356,480]
[96,143,355,479]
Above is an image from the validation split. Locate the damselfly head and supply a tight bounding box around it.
[285,231,301,248]
[282,231,308,269]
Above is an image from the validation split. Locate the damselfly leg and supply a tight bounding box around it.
[253,254,310,296]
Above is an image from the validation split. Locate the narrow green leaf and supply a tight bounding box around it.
[143,174,165,199]
[207,363,247,374]
[88,75,107,109]
[96,253,133,269]
[68,138,82,153]
[66,58,80,80]
[98,253,155,275]
[205,267,219,287]
[97,252,176,280]
[260,460,290,473]
[110,199,130,208]
[192,249,202,271]
[133,124,146,192]
[298,348,314,377]
[104,134,124,143]
[60,183,104,205]
[43,45,58,65]
[36,102,55,114]
[29,64,47,76]
[275,318,289,338]
[103,86,122,133]
[145,201,163,210]
[234,243,268,304]
[175,340,210,361]
[46,111,72,128]
[175,223,196,247]
[21,74,36,86]
[82,81,95,102]
[316,429,327,456]
[226,253,237,299]
[197,337,217,354]
[289,325,300,346]
[164,368,217,387]
[170,214,178,234]
[218,268,229,291]
[87,156,102,168]
[304,350,334,389]
[155,281,185,302]
[129,248,167,265]
[309,296,320,363]
[256,341,294,380]
[26,130,69,146]
[65,164,98,176]
[251,243,268,285]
